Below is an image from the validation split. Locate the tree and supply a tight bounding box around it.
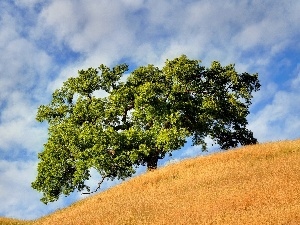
[32,55,260,204]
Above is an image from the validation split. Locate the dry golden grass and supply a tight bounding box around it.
[3,139,300,224]
[0,218,32,225]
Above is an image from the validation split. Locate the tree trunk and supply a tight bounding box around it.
[146,152,159,171]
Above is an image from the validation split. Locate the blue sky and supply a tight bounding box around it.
[0,0,300,220]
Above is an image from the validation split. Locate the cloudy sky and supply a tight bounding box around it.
[1,0,300,220]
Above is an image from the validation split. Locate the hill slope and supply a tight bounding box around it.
[0,218,31,225]
[3,139,300,224]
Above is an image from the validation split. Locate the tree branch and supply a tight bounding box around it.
[82,175,108,195]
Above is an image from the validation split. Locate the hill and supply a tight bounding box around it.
[0,218,31,225]
[2,139,300,224]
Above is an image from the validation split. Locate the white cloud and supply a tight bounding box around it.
[33,0,300,85]
[0,92,47,153]
[0,160,69,220]
[121,0,145,9]
[249,74,300,142]
[0,5,52,155]
[37,1,81,41]
[36,0,135,54]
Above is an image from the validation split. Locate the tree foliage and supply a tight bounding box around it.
[32,55,260,203]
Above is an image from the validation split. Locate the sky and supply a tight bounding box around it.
[0,0,300,220]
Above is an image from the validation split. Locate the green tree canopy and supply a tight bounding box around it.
[32,55,260,204]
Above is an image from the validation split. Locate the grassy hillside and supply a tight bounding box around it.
[2,139,300,224]
[0,218,31,225]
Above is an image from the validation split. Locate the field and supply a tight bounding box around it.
[1,139,300,224]
[0,218,31,225]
